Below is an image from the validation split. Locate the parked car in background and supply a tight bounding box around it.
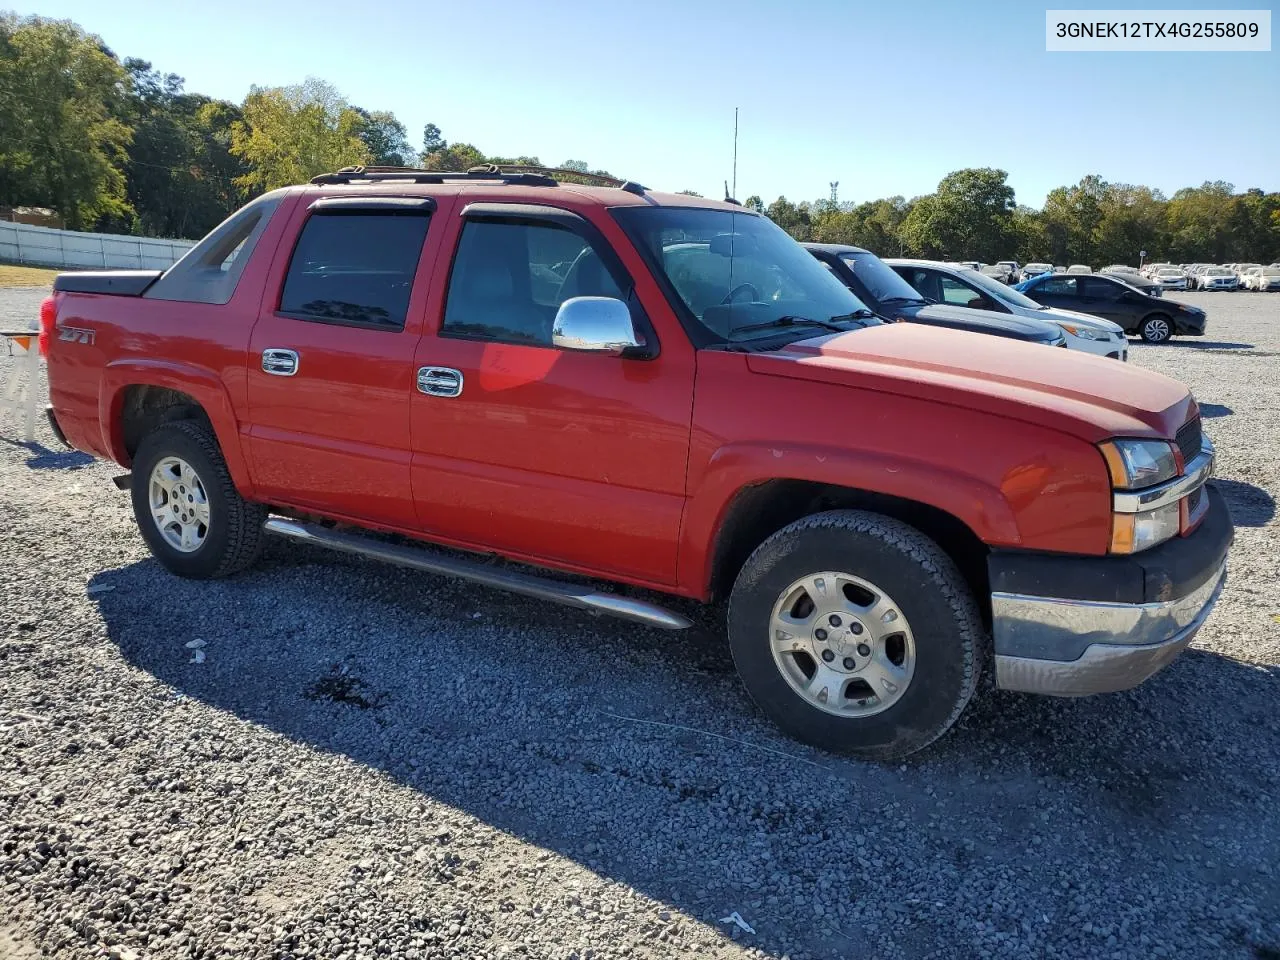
[41,165,1233,758]
[995,260,1020,278]
[1067,264,1092,274]
[887,258,1129,358]
[980,263,1013,283]
[1016,272,1206,343]
[955,261,982,272]
[1100,265,1140,277]
[1154,267,1188,291]
[1021,262,1052,281]
[1245,266,1280,291]
[1142,262,1174,278]
[1196,266,1240,291]
[1234,263,1263,282]
[805,244,1067,347]
[1052,265,1067,273]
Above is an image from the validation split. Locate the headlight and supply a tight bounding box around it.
[1058,323,1110,341]
[1111,501,1181,553]
[1099,439,1178,489]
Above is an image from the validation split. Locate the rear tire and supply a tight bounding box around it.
[130,420,267,579]
[1139,314,1173,343]
[727,510,985,760]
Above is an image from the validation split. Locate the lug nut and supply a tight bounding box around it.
[850,622,864,635]
[843,657,856,669]
[828,615,842,627]
[821,649,835,663]
[815,628,828,641]
[857,643,872,657]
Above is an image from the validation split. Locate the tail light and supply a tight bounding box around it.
[38,295,56,356]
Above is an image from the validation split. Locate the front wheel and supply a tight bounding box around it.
[727,510,985,759]
[1139,314,1173,343]
[130,420,267,579]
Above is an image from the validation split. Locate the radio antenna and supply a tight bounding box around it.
[731,106,739,201]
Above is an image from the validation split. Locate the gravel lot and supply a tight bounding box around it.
[2,290,1278,960]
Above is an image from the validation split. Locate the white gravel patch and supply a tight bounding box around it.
[2,288,1278,960]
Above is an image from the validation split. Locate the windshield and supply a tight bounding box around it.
[1206,268,1232,276]
[1263,268,1280,277]
[1024,263,1051,273]
[839,252,925,304]
[966,267,1047,309]
[1157,269,1182,276]
[615,207,876,343]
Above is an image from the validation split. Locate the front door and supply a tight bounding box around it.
[408,205,695,586]
[246,197,437,529]
[1028,275,1080,311]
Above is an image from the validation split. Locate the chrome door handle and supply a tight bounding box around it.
[417,366,464,398]
[262,348,299,376]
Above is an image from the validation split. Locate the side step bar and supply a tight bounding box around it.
[263,517,692,631]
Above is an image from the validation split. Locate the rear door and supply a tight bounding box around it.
[407,202,695,586]
[246,195,440,528]
[1077,276,1130,324]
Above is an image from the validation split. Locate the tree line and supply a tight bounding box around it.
[749,169,1280,267]
[2,13,1277,266]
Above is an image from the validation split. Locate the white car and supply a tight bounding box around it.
[1234,263,1263,284]
[1100,265,1140,277]
[1154,268,1187,291]
[1142,262,1174,279]
[1197,267,1239,291]
[1021,262,1052,281]
[1066,264,1092,274]
[886,258,1129,360]
[1245,266,1280,291]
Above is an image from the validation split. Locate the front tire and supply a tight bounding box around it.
[727,510,985,759]
[130,420,267,579]
[1139,314,1173,343]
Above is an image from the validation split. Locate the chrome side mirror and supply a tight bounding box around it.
[551,296,642,355]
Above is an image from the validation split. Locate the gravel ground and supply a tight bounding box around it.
[2,290,1278,960]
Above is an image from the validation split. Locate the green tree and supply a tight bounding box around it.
[0,14,132,229]
[353,108,413,166]
[764,196,812,240]
[900,168,1015,261]
[421,122,445,155]
[419,142,487,172]
[1092,184,1166,266]
[119,59,248,238]
[230,78,371,191]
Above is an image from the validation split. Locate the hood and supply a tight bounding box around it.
[906,303,1061,342]
[1041,307,1125,334]
[746,323,1193,442]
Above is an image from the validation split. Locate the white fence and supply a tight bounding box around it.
[0,222,195,271]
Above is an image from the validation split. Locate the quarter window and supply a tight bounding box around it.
[279,212,431,330]
[442,219,623,346]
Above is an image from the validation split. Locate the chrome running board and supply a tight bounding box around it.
[263,517,692,631]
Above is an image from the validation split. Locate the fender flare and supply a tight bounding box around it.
[678,441,1020,597]
[99,358,254,497]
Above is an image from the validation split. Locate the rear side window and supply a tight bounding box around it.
[442,219,623,346]
[1082,277,1121,300]
[279,212,431,330]
[1039,277,1078,296]
[938,275,978,305]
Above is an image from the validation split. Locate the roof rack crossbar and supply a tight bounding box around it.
[309,164,648,193]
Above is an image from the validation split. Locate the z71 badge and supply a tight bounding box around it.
[58,326,95,345]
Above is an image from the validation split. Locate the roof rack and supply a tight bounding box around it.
[309,164,649,195]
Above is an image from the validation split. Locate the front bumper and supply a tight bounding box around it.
[988,485,1233,696]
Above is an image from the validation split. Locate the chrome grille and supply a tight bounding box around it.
[1176,417,1202,466]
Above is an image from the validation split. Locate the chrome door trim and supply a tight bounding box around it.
[417,366,464,398]
[262,348,299,377]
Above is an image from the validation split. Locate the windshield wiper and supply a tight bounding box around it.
[728,313,870,339]
[879,296,928,305]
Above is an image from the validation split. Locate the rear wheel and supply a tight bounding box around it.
[727,510,985,759]
[130,420,267,579]
[1140,314,1173,343]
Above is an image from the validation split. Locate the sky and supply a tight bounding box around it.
[23,0,1280,208]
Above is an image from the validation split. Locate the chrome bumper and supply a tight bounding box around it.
[992,562,1227,696]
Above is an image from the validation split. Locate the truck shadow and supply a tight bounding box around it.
[86,540,1280,958]
[0,437,95,470]
[1213,477,1277,527]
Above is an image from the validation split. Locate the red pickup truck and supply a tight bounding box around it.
[41,165,1232,758]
